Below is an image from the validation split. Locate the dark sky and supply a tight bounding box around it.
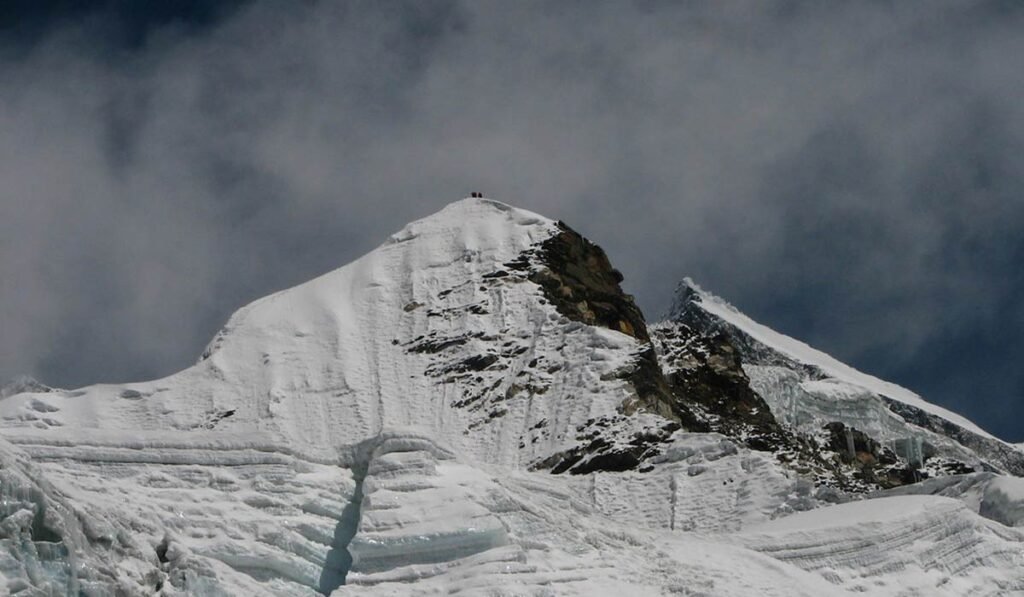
[1,1,1022,442]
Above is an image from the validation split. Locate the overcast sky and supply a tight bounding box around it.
[1,1,1022,442]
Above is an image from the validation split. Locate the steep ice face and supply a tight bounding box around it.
[0,437,80,594]
[0,434,192,594]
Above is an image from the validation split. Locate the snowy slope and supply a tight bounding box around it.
[0,198,677,594]
[740,495,1024,596]
[873,472,1024,528]
[1,199,664,470]
[1,198,1021,595]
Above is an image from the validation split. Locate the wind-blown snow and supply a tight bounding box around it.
[1,199,1021,595]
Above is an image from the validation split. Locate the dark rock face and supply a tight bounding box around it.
[526,233,881,483]
[525,222,696,473]
[396,220,689,475]
[537,422,682,475]
[652,323,792,451]
[670,279,1024,481]
[529,223,712,423]
[529,222,646,341]
[657,284,967,492]
[652,321,875,491]
[823,422,888,464]
[528,222,685,426]
[668,284,824,379]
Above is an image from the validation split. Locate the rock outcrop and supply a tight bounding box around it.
[524,222,688,473]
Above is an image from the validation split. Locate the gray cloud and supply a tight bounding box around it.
[1,0,1022,440]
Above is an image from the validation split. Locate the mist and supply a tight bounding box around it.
[2,1,1022,440]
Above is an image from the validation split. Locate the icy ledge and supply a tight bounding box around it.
[739,495,1024,594]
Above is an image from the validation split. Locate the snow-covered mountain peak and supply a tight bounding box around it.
[663,276,1024,477]
[670,277,988,435]
[666,276,715,317]
[2,199,1022,595]
[2,196,677,473]
[383,196,554,246]
[199,196,557,366]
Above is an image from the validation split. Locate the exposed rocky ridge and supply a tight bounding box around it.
[528,222,687,424]
[522,222,689,473]
[667,279,1024,481]
[668,283,825,380]
[369,211,684,476]
[651,320,911,492]
[486,223,989,489]
[651,322,791,451]
[519,225,905,489]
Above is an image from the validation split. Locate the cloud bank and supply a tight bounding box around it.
[2,1,1022,440]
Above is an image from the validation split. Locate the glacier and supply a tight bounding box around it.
[1,197,1021,595]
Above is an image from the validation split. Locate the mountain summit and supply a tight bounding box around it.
[1,197,1022,595]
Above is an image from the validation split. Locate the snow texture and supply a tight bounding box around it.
[874,472,1024,528]
[1,198,1021,595]
[740,495,1024,596]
